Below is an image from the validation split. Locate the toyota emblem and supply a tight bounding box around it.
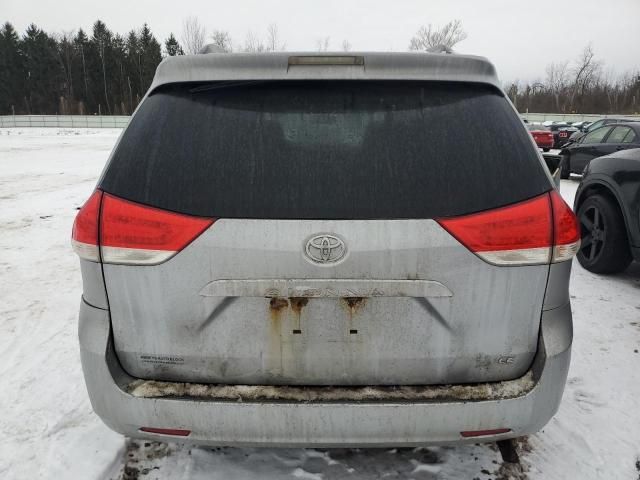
[305,234,346,264]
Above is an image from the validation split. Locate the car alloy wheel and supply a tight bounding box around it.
[576,194,632,273]
[579,204,605,263]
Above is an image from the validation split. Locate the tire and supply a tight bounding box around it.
[576,194,632,274]
[560,154,570,179]
[543,148,550,152]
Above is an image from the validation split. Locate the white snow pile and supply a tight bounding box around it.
[0,128,639,479]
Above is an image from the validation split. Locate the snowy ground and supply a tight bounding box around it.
[0,128,638,480]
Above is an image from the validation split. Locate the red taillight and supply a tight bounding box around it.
[71,190,214,265]
[460,428,511,438]
[550,190,581,263]
[100,193,214,265]
[139,427,191,437]
[437,191,580,266]
[71,190,103,262]
[437,193,553,265]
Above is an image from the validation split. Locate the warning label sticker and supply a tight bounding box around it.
[139,354,185,366]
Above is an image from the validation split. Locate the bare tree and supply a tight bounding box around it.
[316,37,330,52]
[570,44,602,112]
[505,81,520,110]
[265,23,285,51]
[408,20,467,52]
[341,39,351,52]
[181,16,206,54]
[545,61,570,112]
[210,30,233,52]
[244,31,266,52]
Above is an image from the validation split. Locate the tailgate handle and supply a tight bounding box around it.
[199,279,452,298]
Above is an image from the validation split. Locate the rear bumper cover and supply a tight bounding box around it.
[79,299,572,447]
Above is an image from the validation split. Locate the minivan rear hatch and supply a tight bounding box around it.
[97,80,554,386]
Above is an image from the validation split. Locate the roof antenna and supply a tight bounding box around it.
[427,44,454,54]
[198,44,227,54]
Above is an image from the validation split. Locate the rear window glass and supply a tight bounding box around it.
[527,124,549,131]
[99,81,551,219]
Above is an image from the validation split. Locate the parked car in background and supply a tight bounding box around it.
[560,123,640,178]
[551,123,579,148]
[72,51,579,450]
[570,121,592,131]
[573,148,640,273]
[568,118,639,144]
[526,124,554,151]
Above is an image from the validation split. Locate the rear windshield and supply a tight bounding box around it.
[99,81,551,219]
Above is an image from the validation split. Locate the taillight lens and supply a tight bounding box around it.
[550,189,580,263]
[437,191,579,266]
[71,190,103,262]
[71,190,214,265]
[100,193,214,265]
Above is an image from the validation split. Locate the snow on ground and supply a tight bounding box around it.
[0,128,638,480]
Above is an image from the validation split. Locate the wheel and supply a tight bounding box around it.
[576,195,632,274]
[543,148,550,152]
[560,154,570,179]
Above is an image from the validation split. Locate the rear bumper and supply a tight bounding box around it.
[535,139,554,149]
[79,299,572,447]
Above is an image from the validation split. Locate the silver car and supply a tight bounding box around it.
[73,52,580,447]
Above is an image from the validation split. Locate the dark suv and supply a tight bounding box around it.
[560,123,640,178]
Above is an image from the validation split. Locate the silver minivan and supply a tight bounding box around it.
[73,52,580,447]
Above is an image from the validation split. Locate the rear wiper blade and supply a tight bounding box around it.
[188,80,269,94]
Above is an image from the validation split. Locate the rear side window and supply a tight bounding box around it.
[100,81,551,219]
[606,126,632,143]
[583,126,611,144]
[622,129,637,143]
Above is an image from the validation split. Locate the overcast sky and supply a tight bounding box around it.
[2,0,639,82]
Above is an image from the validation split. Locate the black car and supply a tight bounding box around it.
[546,122,578,148]
[560,123,640,178]
[570,121,592,131]
[573,148,640,273]
[568,118,639,144]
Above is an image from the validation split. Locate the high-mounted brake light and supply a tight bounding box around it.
[100,193,214,265]
[288,55,364,66]
[437,191,579,266]
[71,190,103,262]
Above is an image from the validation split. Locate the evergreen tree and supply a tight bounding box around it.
[139,24,162,90]
[164,33,184,56]
[0,22,27,113]
[90,20,113,114]
[22,24,63,113]
[0,20,166,114]
[72,29,90,113]
[56,32,76,113]
[124,30,141,112]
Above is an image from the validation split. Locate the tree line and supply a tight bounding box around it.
[506,45,640,115]
[0,21,165,115]
[1,19,638,116]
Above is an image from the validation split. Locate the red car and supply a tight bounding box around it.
[526,124,554,151]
